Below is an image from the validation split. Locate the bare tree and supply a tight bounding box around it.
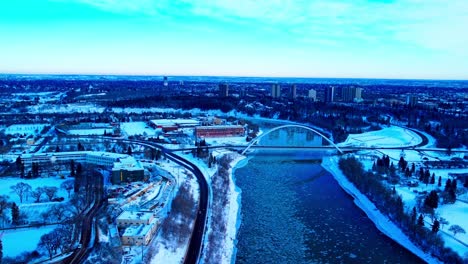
[41,211,52,224]
[50,204,68,222]
[69,194,85,214]
[43,186,58,201]
[448,225,466,237]
[56,225,74,253]
[10,182,32,203]
[39,233,55,259]
[30,187,44,203]
[60,180,74,198]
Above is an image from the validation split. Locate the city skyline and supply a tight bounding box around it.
[1,0,468,80]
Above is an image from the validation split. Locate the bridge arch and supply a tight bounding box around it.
[241,124,343,155]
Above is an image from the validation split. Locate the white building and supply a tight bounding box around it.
[117,211,155,227]
[308,89,317,101]
[121,219,158,246]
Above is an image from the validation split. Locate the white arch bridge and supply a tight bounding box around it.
[240,124,343,155]
[171,124,344,154]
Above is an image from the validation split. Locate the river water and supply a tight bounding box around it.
[234,128,424,264]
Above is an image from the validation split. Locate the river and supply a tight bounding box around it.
[234,127,424,263]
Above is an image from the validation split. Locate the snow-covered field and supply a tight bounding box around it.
[339,126,422,148]
[120,122,159,136]
[4,124,48,136]
[0,177,72,204]
[2,225,57,257]
[0,176,74,259]
[68,128,112,136]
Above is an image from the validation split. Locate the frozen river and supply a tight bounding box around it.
[234,128,424,263]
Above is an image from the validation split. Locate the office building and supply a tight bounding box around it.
[308,89,317,101]
[406,95,418,107]
[219,83,229,97]
[271,84,281,98]
[325,86,335,102]
[342,87,363,102]
[290,84,297,99]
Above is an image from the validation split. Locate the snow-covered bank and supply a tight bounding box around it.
[225,155,246,264]
[322,156,441,264]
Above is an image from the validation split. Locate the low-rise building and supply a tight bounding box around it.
[195,125,245,138]
[117,211,154,227]
[121,219,158,246]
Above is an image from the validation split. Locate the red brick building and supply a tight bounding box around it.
[195,125,245,138]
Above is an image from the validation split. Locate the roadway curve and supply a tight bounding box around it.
[97,137,209,264]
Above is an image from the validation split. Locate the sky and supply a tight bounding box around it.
[0,0,467,79]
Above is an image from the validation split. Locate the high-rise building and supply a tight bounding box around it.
[325,86,334,102]
[163,76,168,87]
[342,87,363,102]
[290,84,297,99]
[219,83,229,97]
[308,89,317,101]
[271,84,281,98]
[406,95,418,107]
[355,88,362,100]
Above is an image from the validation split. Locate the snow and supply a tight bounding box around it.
[120,122,159,136]
[68,128,112,136]
[322,156,442,264]
[224,155,246,263]
[0,177,72,204]
[340,126,422,148]
[437,201,468,256]
[342,126,467,258]
[2,225,57,257]
[5,124,48,136]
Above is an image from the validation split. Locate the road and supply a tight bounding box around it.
[130,140,209,264]
[90,137,209,264]
[62,170,105,264]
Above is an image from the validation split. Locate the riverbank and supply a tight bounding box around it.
[227,155,248,264]
[322,156,441,264]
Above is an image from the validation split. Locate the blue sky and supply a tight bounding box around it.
[0,0,467,79]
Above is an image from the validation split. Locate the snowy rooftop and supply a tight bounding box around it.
[150,119,200,127]
[112,157,143,171]
[195,125,244,130]
[118,211,154,221]
[122,220,157,237]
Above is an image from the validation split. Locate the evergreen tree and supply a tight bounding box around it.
[55,146,60,152]
[70,159,75,177]
[11,202,20,225]
[430,173,435,184]
[444,179,452,192]
[15,156,22,170]
[77,142,84,151]
[424,190,439,209]
[0,238,2,263]
[438,176,442,187]
[464,177,468,188]
[411,207,417,225]
[432,219,440,233]
[127,146,132,155]
[411,163,416,173]
[417,214,424,227]
[76,163,82,176]
[451,179,457,193]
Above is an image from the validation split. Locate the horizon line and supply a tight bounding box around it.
[0,72,467,82]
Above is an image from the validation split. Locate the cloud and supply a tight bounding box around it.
[66,0,468,56]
